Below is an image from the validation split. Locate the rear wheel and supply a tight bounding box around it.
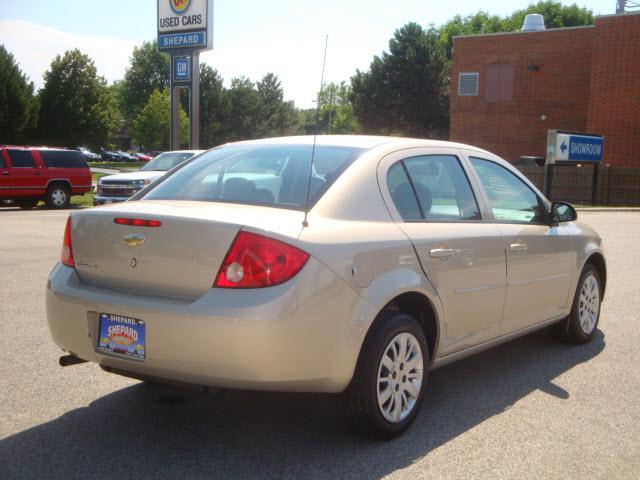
[18,198,39,210]
[343,312,428,439]
[559,264,602,344]
[45,184,70,209]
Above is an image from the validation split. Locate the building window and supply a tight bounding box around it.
[458,72,479,96]
[486,64,515,102]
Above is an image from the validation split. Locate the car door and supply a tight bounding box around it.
[0,150,10,198]
[466,154,574,335]
[4,149,46,197]
[379,148,506,355]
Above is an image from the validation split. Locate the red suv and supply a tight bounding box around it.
[0,146,92,209]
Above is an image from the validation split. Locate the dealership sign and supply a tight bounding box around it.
[554,133,603,163]
[157,0,213,52]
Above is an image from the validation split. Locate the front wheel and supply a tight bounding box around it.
[560,264,602,344]
[343,313,428,439]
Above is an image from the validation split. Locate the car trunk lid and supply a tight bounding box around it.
[70,200,304,299]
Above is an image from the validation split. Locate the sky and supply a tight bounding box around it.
[0,0,615,108]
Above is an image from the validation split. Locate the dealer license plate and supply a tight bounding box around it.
[97,313,146,360]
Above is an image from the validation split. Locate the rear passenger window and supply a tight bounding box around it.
[388,155,481,222]
[40,150,88,168]
[7,150,35,168]
[387,163,422,221]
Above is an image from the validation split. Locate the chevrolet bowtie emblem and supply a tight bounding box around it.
[122,233,146,247]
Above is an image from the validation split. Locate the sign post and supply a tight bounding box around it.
[545,130,604,205]
[157,0,213,150]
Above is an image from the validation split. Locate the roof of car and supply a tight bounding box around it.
[164,150,205,154]
[1,145,70,151]
[226,135,493,155]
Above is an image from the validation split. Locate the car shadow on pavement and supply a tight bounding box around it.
[0,328,605,480]
[0,206,85,212]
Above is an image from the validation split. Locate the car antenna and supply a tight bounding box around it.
[302,34,328,228]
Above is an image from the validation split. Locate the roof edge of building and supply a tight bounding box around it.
[452,11,640,42]
[452,24,593,41]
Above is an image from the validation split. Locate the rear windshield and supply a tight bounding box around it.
[140,152,196,171]
[141,144,365,210]
[40,150,88,168]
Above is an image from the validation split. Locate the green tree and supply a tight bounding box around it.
[317,82,359,134]
[295,108,318,135]
[37,49,119,149]
[256,73,296,138]
[199,63,229,148]
[350,23,449,137]
[121,40,170,120]
[0,45,38,144]
[439,2,594,60]
[507,1,594,30]
[224,76,262,142]
[131,88,189,150]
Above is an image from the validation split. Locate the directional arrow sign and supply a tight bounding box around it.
[555,133,603,162]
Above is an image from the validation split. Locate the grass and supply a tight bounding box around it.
[71,192,95,208]
[92,172,107,182]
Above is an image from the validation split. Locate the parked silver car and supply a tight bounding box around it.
[46,136,606,438]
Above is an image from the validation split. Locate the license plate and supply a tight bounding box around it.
[97,313,146,360]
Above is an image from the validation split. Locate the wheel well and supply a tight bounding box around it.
[586,252,607,299]
[47,180,71,191]
[382,292,438,363]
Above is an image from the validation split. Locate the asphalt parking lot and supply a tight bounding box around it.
[1,208,639,479]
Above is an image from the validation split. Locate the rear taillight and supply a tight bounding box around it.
[61,216,74,268]
[214,231,309,288]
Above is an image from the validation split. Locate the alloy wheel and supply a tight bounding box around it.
[578,273,600,334]
[376,332,424,423]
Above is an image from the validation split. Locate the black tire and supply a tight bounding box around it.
[559,264,602,344]
[18,198,39,210]
[343,312,429,439]
[45,183,70,209]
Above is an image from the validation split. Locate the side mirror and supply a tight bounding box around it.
[550,201,577,223]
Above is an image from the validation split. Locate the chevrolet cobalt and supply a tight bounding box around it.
[46,136,606,438]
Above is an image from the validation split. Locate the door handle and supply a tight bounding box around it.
[33,171,40,175]
[429,248,455,258]
[510,243,528,253]
[1,171,8,176]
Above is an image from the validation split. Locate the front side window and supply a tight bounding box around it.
[387,155,480,222]
[7,150,34,168]
[471,157,544,223]
[142,144,364,210]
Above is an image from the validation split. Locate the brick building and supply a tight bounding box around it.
[449,12,640,167]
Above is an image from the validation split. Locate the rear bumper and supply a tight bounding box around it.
[46,261,376,393]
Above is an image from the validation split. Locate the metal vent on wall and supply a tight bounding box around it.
[458,72,479,96]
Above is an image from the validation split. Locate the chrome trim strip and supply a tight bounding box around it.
[455,283,505,295]
[508,273,567,287]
